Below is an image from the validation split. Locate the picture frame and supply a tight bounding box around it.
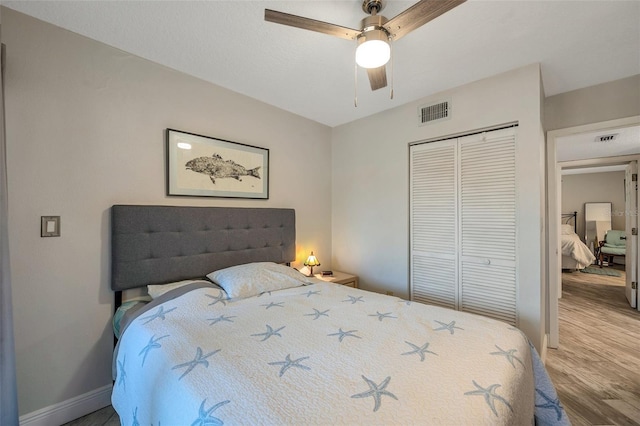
[167,129,269,199]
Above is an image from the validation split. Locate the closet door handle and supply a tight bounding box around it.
[485,259,491,265]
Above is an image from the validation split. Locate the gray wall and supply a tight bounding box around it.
[545,74,640,131]
[331,64,546,351]
[3,8,332,416]
[562,171,626,240]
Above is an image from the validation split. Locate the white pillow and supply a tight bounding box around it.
[561,224,575,235]
[147,279,212,299]
[207,262,311,299]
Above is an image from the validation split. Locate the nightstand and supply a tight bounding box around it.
[314,271,359,288]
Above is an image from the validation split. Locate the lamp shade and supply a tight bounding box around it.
[355,29,390,69]
[304,251,321,267]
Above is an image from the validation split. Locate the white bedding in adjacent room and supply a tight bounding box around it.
[561,225,595,269]
[112,280,566,425]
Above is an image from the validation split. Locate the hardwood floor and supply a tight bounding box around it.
[65,268,640,425]
[546,267,640,426]
[61,405,119,426]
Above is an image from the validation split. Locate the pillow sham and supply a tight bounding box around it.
[147,279,213,299]
[561,224,575,235]
[207,262,312,299]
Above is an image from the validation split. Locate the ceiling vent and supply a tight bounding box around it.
[596,134,618,142]
[418,100,450,125]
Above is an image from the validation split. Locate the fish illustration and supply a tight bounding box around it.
[185,153,261,185]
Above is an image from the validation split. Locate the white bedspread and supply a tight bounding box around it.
[562,233,596,268]
[112,283,542,425]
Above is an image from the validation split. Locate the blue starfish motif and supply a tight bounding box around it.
[434,320,464,335]
[117,355,127,390]
[268,354,311,377]
[139,334,169,367]
[141,306,177,324]
[261,301,284,309]
[490,345,524,368]
[205,292,227,306]
[401,341,437,361]
[304,308,330,320]
[368,311,397,322]
[342,295,364,304]
[172,347,220,380]
[303,289,321,297]
[464,380,513,416]
[191,399,230,426]
[351,375,398,412]
[207,314,236,326]
[132,407,139,426]
[328,328,361,342]
[252,324,285,341]
[535,389,564,421]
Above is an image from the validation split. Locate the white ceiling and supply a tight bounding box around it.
[3,0,640,127]
[557,125,640,162]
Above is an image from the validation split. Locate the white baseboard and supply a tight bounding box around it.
[19,384,112,426]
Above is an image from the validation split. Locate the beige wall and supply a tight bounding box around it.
[545,74,640,131]
[3,8,332,416]
[331,64,546,351]
[562,171,626,239]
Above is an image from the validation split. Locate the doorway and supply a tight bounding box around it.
[547,116,640,347]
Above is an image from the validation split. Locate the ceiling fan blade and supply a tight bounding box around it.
[384,0,466,41]
[367,66,388,91]
[265,9,360,41]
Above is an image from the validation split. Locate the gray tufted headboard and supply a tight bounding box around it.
[111,205,296,292]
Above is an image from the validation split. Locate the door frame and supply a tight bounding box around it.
[546,115,640,348]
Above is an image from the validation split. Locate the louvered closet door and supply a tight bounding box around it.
[459,128,517,324]
[410,140,458,309]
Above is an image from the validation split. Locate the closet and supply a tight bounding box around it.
[410,126,518,325]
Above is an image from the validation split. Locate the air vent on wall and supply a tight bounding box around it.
[418,100,450,125]
[596,134,618,142]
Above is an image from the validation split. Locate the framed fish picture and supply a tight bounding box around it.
[167,129,269,199]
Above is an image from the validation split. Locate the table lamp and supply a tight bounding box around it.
[304,251,321,276]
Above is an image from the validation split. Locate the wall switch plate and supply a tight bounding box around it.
[41,216,60,237]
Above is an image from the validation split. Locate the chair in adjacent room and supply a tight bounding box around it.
[598,230,626,267]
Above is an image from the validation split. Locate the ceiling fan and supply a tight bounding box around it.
[265,0,467,92]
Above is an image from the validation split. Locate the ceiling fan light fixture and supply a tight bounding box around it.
[356,29,390,69]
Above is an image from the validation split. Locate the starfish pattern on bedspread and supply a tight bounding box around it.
[261,301,284,309]
[535,388,564,421]
[117,355,127,391]
[328,328,361,342]
[369,311,397,322]
[140,306,177,324]
[490,345,524,368]
[172,347,221,380]
[342,295,364,304]
[401,341,437,361]
[251,324,285,341]
[303,289,321,297]
[191,399,230,426]
[139,334,169,367]
[434,320,463,335]
[132,407,140,426]
[304,308,329,320]
[351,375,398,412]
[207,314,236,326]
[205,292,227,306]
[464,380,513,416]
[268,354,311,377]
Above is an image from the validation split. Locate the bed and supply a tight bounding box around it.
[561,212,595,270]
[110,205,568,425]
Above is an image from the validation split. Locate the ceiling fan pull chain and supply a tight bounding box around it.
[390,39,394,100]
[354,55,358,107]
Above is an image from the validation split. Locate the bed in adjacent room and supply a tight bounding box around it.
[561,212,595,270]
[110,205,568,425]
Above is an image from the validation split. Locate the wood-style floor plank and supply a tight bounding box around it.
[546,268,640,426]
